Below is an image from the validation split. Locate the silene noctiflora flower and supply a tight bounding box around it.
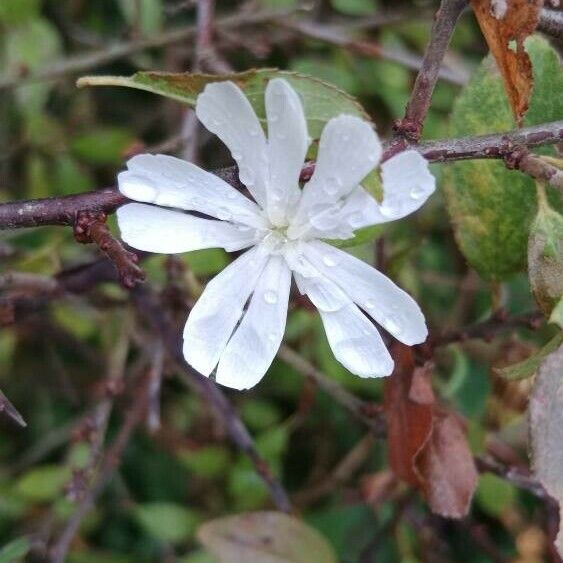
[117,78,436,390]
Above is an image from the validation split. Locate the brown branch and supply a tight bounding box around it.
[1,121,561,232]
[49,370,150,563]
[430,309,544,348]
[394,0,468,142]
[74,211,145,288]
[538,8,563,40]
[131,285,293,513]
[505,147,563,192]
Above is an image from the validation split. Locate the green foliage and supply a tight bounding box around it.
[0,537,31,563]
[134,503,200,544]
[77,69,369,142]
[443,36,563,280]
[71,128,135,166]
[476,474,517,517]
[15,465,71,502]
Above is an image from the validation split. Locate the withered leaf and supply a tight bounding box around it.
[470,0,543,125]
[384,344,434,488]
[417,409,478,519]
[529,344,563,558]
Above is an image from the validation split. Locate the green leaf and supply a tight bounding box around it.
[77,69,368,142]
[443,36,563,280]
[528,195,563,315]
[529,344,563,558]
[178,446,230,478]
[198,512,338,563]
[0,537,31,563]
[0,0,39,25]
[71,127,135,166]
[118,0,163,37]
[134,502,200,543]
[476,474,516,517]
[550,299,563,329]
[2,18,62,115]
[16,464,71,502]
[495,332,563,380]
[330,0,377,16]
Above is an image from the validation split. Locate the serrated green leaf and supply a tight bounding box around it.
[198,512,338,563]
[528,196,563,314]
[495,332,563,380]
[77,69,368,142]
[443,36,563,280]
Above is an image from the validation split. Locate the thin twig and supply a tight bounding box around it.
[132,285,293,513]
[505,148,563,193]
[74,211,145,288]
[394,0,468,142]
[538,8,563,40]
[278,344,386,437]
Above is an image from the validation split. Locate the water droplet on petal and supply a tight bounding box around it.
[268,332,278,342]
[226,191,237,200]
[269,113,280,123]
[263,290,278,304]
[249,127,260,137]
[232,151,242,160]
[322,253,338,267]
[275,131,287,140]
[365,299,376,310]
[409,186,425,200]
[379,204,394,218]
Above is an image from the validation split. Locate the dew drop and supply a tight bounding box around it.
[379,204,394,218]
[232,151,242,160]
[322,253,338,267]
[226,191,237,200]
[263,290,278,304]
[269,113,280,123]
[409,186,425,200]
[275,132,287,140]
[268,332,278,342]
[249,127,260,137]
[365,299,376,310]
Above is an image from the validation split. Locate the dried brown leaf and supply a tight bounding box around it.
[417,409,478,518]
[384,344,434,488]
[470,0,543,125]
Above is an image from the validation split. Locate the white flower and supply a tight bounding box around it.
[117,78,435,390]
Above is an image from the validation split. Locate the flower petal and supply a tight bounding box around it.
[265,78,309,226]
[183,247,269,376]
[215,256,291,390]
[119,153,266,228]
[293,269,351,313]
[319,303,394,377]
[117,203,260,253]
[376,150,436,223]
[196,81,269,208]
[288,115,381,238]
[302,240,427,345]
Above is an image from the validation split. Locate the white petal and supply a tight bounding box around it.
[119,154,266,228]
[196,81,269,208]
[183,247,269,376]
[288,115,381,238]
[265,78,309,226]
[117,203,259,253]
[294,270,351,312]
[319,303,393,378]
[377,150,436,223]
[215,256,291,390]
[302,241,427,345]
